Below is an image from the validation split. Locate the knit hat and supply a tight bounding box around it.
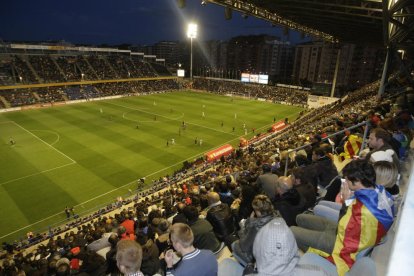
[253,218,299,276]
[56,257,70,267]
[370,149,394,163]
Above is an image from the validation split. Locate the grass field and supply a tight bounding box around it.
[0,90,303,243]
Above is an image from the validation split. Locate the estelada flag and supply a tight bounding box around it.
[328,185,394,276]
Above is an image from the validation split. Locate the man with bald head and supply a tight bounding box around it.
[206,191,236,245]
[273,176,306,226]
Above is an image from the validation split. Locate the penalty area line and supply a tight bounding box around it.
[11,121,76,163]
[0,162,76,187]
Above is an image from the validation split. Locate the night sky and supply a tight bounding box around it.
[0,0,306,45]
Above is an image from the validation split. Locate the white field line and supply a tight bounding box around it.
[0,162,76,187]
[30,129,60,145]
[122,111,184,123]
[0,121,14,125]
[0,108,303,239]
[0,122,268,239]
[107,102,239,137]
[11,121,76,163]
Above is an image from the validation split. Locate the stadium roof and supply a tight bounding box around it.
[205,0,414,48]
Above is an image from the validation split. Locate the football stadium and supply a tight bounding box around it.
[0,0,413,275]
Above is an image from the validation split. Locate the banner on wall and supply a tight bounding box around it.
[271,121,287,132]
[205,144,233,162]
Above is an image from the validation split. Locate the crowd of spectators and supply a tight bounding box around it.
[96,80,179,97]
[12,55,38,84]
[87,56,118,80]
[0,53,166,88]
[1,89,37,107]
[1,75,412,275]
[0,58,15,85]
[55,57,80,82]
[75,57,99,81]
[106,56,130,79]
[192,78,309,107]
[0,79,179,107]
[28,56,63,83]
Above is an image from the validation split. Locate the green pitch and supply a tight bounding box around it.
[0,90,303,243]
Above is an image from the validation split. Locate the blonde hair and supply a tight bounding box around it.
[373,161,398,188]
[116,240,142,274]
[170,223,194,248]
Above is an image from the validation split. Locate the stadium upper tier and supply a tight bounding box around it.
[0,53,168,86]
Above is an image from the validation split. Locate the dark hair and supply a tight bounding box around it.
[295,155,309,166]
[147,210,162,225]
[291,168,308,185]
[320,143,332,154]
[371,128,391,144]
[342,159,376,188]
[241,185,257,203]
[218,181,229,193]
[108,233,119,247]
[262,163,272,173]
[183,206,199,223]
[313,147,325,157]
[135,232,148,246]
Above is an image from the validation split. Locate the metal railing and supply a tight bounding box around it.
[284,120,370,176]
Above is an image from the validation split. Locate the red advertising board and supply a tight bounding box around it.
[205,144,233,162]
[271,121,286,132]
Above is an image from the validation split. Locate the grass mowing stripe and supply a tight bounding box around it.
[0,131,244,240]
[55,104,192,164]
[11,121,76,163]
[0,91,304,242]
[0,162,75,187]
[105,101,240,137]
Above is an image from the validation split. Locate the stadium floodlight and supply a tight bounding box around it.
[187,23,197,39]
[187,23,197,79]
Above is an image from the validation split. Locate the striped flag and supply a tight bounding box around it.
[339,134,362,161]
[328,185,394,275]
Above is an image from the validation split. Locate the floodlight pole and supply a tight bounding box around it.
[187,23,197,80]
[190,36,193,80]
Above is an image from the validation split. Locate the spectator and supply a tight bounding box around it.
[231,194,277,266]
[291,167,316,209]
[116,240,144,276]
[215,181,234,206]
[365,127,399,166]
[165,223,218,276]
[255,163,278,201]
[230,184,257,224]
[106,233,120,275]
[118,226,135,241]
[205,192,236,245]
[273,176,306,226]
[154,218,171,253]
[219,218,329,276]
[136,232,161,276]
[308,147,340,201]
[120,214,135,235]
[291,160,394,276]
[172,202,188,225]
[183,205,221,253]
